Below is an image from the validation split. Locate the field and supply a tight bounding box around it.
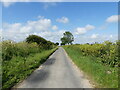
[63,41,119,88]
[1,40,58,89]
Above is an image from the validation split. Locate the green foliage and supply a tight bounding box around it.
[55,42,59,46]
[26,35,56,49]
[2,41,41,61]
[70,41,119,67]
[44,41,56,50]
[26,35,47,45]
[61,42,65,46]
[61,31,74,45]
[2,35,58,89]
[2,48,57,89]
[63,45,118,88]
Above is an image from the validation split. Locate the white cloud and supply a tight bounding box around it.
[52,25,58,30]
[2,0,31,7]
[91,34,99,39]
[2,18,117,44]
[2,17,65,43]
[56,17,69,24]
[99,15,119,30]
[85,24,95,30]
[110,35,113,38]
[2,18,52,41]
[106,15,120,23]
[2,0,61,7]
[42,30,65,42]
[74,24,95,35]
[20,26,32,33]
[75,28,86,34]
[74,34,117,44]
[27,18,51,31]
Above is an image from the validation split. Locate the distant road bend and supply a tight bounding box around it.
[17,47,92,88]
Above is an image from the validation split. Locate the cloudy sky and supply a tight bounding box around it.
[1,1,119,44]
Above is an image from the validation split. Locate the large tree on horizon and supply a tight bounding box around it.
[60,31,74,45]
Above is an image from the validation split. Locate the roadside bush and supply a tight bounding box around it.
[2,41,41,61]
[2,48,57,89]
[65,40,119,67]
[26,35,57,50]
[2,36,58,89]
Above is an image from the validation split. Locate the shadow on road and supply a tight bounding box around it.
[24,58,56,85]
[26,69,49,84]
[44,58,56,66]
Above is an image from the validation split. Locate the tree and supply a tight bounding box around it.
[61,42,65,46]
[26,35,47,45]
[60,31,74,45]
[56,42,59,46]
[26,35,56,49]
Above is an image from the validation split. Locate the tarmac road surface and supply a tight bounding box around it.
[16,47,93,88]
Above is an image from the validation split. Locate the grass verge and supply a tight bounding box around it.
[2,47,58,89]
[63,46,118,88]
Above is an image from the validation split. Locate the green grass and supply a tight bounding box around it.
[2,47,58,89]
[63,46,118,88]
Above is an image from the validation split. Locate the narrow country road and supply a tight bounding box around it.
[16,47,92,88]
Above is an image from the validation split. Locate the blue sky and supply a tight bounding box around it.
[2,2,119,43]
